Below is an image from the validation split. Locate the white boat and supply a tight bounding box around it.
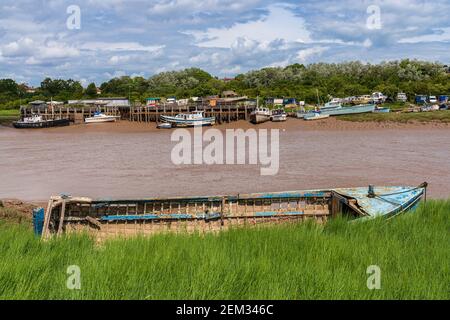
[85,112,120,124]
[304,112,330,121]
[160,111,215,127]
[157,123,172,129]
[270,109,287,122]
[250,107,271,124]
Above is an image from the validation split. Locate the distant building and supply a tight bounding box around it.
[283,98,297,106]
[96,87,102,95]
[21,84,37,94]
[222,90,239,98]
[166,97,177,104]
[145,98,161,107]
[68,97,130,107]
[222,78,235,82]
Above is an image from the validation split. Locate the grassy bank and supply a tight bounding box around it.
[0,109,20,117]
[340,110,450,123]
[0,109,19,126]
[0,200,448,300]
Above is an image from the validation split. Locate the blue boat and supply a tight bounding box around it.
[37,183,428,239]
[298,102,375,118]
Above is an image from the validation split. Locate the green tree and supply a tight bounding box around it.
[85,83,98,97]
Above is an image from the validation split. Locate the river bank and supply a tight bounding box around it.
[2,116,450,133]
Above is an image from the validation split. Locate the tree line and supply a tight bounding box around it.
[1,60,449,109]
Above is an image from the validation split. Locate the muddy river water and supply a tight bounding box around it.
[1,119,449,201]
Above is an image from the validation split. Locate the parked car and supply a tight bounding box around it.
[428,96,438,104]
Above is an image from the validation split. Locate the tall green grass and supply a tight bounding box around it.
[0,200,448,300]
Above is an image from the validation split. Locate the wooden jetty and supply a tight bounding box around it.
[37,183,427,240]
[130,102,253,124]
[19,102,255,125]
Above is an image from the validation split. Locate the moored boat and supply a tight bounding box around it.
[304,112,330,120]
[37,182,428,239]
[298,102,375,118]
[13,114,70,129]
[250,107,271,124]
[270,109,287,122]
[157,122,172,129]
[85,112,120,124]
[374,107,391,113]
[160,111,215,127]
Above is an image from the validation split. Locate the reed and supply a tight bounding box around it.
[0,200,448,300]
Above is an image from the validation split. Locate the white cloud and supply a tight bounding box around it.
[109,55,132,65]
[149,0,262,15]
[296,47,329,63]
[80,42,165,53]
[1,37,35,57]
[398,27,450,43]
[1,37,79,65]
[186,4,311,48]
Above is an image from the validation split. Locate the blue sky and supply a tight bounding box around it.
[1,0,449,86]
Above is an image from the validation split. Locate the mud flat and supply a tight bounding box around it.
[0,118,449,201]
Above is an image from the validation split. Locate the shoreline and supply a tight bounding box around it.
[1,117,450,134]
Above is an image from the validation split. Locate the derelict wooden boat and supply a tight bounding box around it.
[36,183,428,239]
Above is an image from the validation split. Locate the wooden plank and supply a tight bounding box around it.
[42,199,54,239]
[57,200,66,235]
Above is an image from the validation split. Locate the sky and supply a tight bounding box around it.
[0,0,449,86]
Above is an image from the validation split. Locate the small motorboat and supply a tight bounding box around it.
[85,112,120,124]
[250,107,271,124]
[13,114,70,129]
[160,111,215,127]
[270,109,287,122]
[157,123,172,129]
[374,107,391,113]
[304,112,330,121]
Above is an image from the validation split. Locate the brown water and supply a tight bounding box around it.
[1,120,449,200]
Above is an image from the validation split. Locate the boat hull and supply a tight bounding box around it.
[304,114,330,121]
[250,114,271,124]
[321,104,375,116]
[160,115,215,127]
[270,115,287,122]
[374,108,391,113]
[39,183,427,239]
[13,118,70,129]
[85,116,119,124]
